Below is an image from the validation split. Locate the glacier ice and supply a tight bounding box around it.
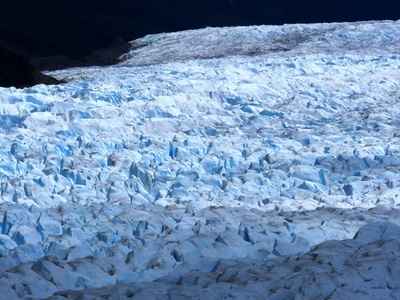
[0,20,399,298]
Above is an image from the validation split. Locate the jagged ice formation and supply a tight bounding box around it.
[0,20,400,299]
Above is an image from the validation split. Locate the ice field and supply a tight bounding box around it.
[0,20,400,298]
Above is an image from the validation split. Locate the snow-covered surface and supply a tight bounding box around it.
[0,20,400,298]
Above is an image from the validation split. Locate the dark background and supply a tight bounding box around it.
[1,0,399,87]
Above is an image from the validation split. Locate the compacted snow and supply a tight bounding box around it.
[0,20,400,299]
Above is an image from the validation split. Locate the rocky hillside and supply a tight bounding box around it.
[0,47,59,88]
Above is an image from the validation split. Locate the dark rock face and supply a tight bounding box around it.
[0,47,60,88]
[29,38,132,71]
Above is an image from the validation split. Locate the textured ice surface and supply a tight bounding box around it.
[1,20,400,299]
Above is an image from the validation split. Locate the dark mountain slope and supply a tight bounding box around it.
[0,47,59,88]
[0,0,244,71]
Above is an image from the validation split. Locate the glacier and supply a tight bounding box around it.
[0,20,400,299]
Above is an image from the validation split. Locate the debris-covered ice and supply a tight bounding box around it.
[0,20,400,298]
